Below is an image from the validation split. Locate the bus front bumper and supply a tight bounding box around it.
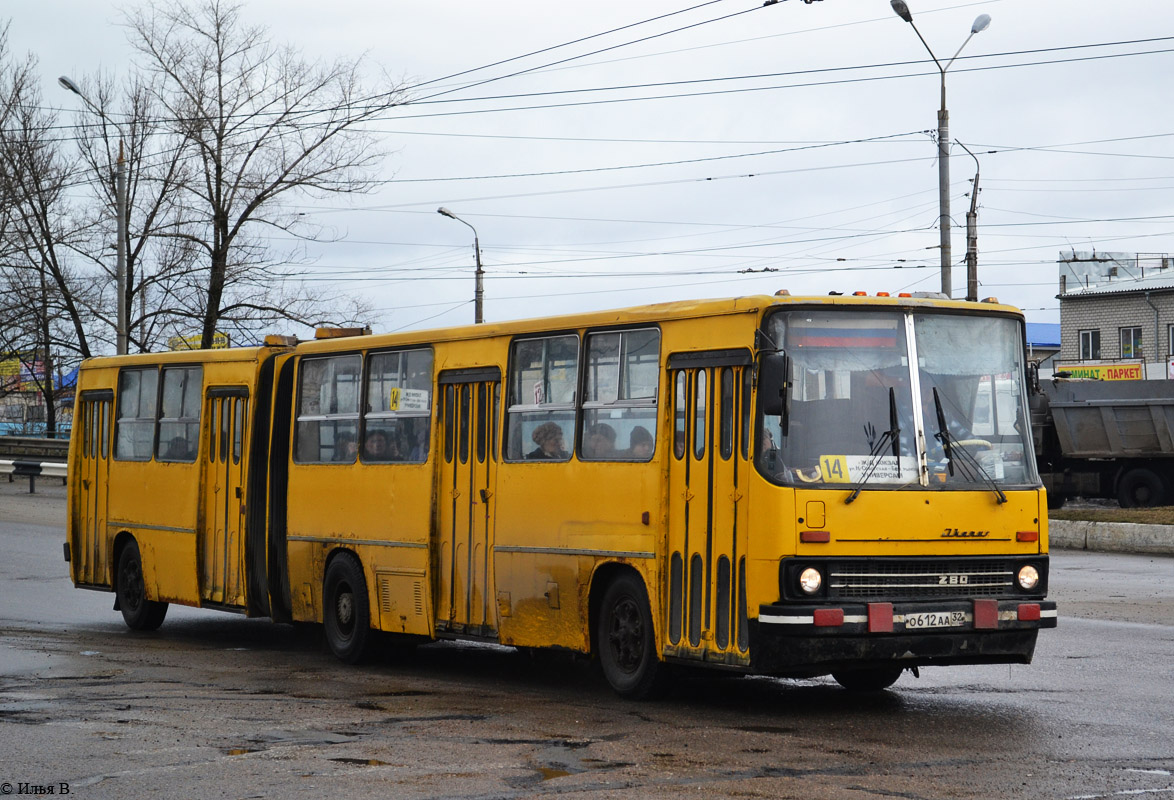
[749,598,1057,677]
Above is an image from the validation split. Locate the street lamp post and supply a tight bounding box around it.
[890,2,990,299]
[437,207,485,324]
[58,76,129,355]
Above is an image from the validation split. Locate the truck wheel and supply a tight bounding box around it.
[832,666,903,692]
[116,539,168,631]
[323,552,370,664]
[597,573,667,699]
[1117,468,1167,508]
[1046,491,1066,510]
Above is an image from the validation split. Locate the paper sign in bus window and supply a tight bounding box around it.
[819,455,917,484]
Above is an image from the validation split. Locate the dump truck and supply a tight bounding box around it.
[1031,376,1174,508]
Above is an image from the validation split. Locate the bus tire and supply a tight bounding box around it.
[832,666,903,692]
[1116,467,1166,508]
[597,573,666,699]
[116,539,168,631]
[323,552,370,664]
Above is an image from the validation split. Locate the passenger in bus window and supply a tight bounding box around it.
[527,421,568,460]
[627,426,654,459]
[165,435,192,461]
[334,432,357,463]
[584,422,616,459]
[364,429,392,461]
[409,427,429,461]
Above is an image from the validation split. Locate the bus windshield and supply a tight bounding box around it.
[757,308,1038,489]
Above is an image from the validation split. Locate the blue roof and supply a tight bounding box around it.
[1026,322,1061,347]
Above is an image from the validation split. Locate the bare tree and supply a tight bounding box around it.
[0,28,95,361]
[0,26,95,435]
[125,0,399,348]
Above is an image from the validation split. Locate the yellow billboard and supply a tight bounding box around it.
[1059,362,1143,381]
[168,333,230,351]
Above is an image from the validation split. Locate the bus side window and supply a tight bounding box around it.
[693,370,707,460]
[740,367,752,461]
[365,348,433,463]
[157,366,201,462]
[294,355,361,463]
[115,368,158,461]
[719,367,734,460]
[505,335,578,462]
[674,371,687,460]
[581,328,660,462]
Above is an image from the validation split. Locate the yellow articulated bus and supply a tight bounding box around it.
[66,293,1056,697]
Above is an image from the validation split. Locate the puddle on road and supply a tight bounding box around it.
[330,758,391,767]
[521,738,633,785]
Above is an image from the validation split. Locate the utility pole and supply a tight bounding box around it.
[960,142,981,302]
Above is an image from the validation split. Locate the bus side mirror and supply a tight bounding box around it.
[759,353,789,417]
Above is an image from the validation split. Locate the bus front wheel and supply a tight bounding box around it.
[597,573,666,699]
[323,552,370,664]
[116,539,168,631]
[831,666,903,692]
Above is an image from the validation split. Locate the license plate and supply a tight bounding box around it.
[903,610,966,629]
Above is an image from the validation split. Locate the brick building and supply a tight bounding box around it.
[1057,251,1174,379]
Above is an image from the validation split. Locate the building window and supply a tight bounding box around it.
[1168,324,1174,357]
[1079,329,1100,361]
[1120,327,1142,360]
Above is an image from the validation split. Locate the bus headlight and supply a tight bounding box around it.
[1017,565,1040,591]
[799,567,823,595]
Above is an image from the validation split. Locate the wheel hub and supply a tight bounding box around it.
[337,591,354,628]
[608,597,643,673]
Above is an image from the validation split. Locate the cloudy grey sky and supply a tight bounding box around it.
[9,0,1174,335]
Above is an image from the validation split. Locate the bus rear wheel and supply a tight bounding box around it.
[831,666,903,692]
[116,539,168,631]
[323,553,370,664]
[597,573,666,699]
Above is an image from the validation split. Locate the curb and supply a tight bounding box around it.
[1049,519,1174,556]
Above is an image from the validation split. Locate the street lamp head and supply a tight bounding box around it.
[437,206,456,220]
[890,0,913,23]
[58,75,82,95]
[971,13,991,34]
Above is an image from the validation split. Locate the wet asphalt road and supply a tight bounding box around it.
[1,481,1172,800]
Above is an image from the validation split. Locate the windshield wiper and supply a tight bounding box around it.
[931,387,1007,504]
[845,388,902,505]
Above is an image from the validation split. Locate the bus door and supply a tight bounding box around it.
[201,388,249,607]
[435,368,500,637]
[666,351,752,663]
[74,390,113,586]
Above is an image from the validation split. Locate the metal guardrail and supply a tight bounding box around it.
[0,436,70,461]
[1,459,67,493]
